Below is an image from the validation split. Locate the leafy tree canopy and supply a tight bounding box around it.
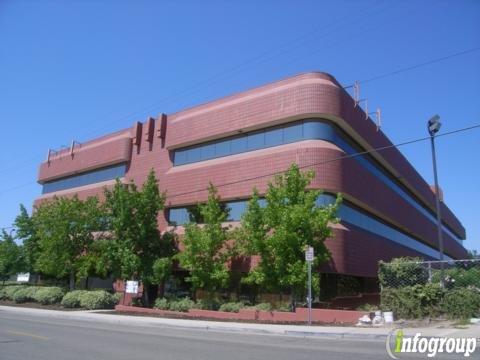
[0,230,23,281]
[34,195,105,289]
[239,163,341,299]
[177,184,233,301]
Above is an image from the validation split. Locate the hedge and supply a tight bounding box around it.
[441,288,480,319]
[61,290,118,310]
[33,287,65,305]
[381,283,480,320]
[0,285,27,300]
[218,302,244,313]
[168,298,195,312]
[61,290,84,308]
[12,287,41,303]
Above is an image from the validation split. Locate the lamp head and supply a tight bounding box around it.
[428,114,441,136]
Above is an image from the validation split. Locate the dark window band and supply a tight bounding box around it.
[167,194,451,260]
[41,163,126,194]
[172,119,463,242]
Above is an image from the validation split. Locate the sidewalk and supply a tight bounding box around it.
[1,305,478,340]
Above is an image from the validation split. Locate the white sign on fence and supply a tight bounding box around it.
[17,273,30,282]
[305,246,314,262]
[125,280,139,294]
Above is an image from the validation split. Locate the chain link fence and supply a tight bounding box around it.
[379,258,480,290]
[378,258,480,319]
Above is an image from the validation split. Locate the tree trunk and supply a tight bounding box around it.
[69,272,75,291]
[143,283,159,308]
[157,279,165,298]
[290,288,296,312]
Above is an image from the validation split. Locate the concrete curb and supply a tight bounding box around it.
[1,305,476,340]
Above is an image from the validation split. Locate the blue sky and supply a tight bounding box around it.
[0,0,479,252]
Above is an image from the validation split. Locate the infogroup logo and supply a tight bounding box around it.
[386,329,477,358]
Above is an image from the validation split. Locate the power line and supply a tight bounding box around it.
[359,47,480,84]
[0,122,478,230]
[1,122,479,199]
[3,9,478,174]
[164,123,480,200]
[2,41,478,179]
[77,0,390,141]
[0,1,390,172]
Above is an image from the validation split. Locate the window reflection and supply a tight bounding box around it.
[168,194,448,260]
[42,164,126,194]
[171,119,462,243]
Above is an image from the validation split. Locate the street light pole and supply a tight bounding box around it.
[427,115,445,286]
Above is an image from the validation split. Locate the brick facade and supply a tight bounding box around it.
[35,71,468,279]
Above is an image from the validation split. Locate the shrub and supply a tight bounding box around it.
[253,302,272,311]
[192,299,220,310]
[113,292,122,304]
[219,302,244,313]
[78,290,117,310]
[12,287,39,303]
[356,303,380,312]
[432,267,480,289]
[2,285,25,300]
[381,283,444,319]
[378,257,428,288]
[274,302,291,312]
[154,297,169,310]
[61,291,84,308]
[441,288,480,320]
[34,287,65,305]
[131,297,143,307]
[168,297,194,312]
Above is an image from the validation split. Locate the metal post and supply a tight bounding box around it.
[430,135,445,286]
[427,262,432,283]
[307,260,312,325]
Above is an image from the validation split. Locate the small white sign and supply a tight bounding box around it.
[305,246,314,262]
[125,280,139,294]
[17,273,30,282]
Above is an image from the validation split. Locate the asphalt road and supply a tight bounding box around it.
[0,310,471,360]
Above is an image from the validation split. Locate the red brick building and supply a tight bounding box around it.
[36,72,468,286]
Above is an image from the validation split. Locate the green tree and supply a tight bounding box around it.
[0,230,24,284]
[239,163,341,306]
[103,169,175,306]
[34,196,105,290]
[177,184,233,304]
[14,204,40,274]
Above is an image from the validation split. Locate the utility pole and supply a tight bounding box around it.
[427,114,445,286]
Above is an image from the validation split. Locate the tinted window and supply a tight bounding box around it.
[303,120,335,141]
[247,131,265,150]
[230,136,248,154]
[227,201,247,221]
[42,163,126,194]
[215,140,231,158]
[201,143,216,161]
[186,148,201,163]
[283,122,303,143]
[265,127,284,147]
[174,150,187,165]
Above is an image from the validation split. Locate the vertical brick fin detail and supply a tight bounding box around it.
[133,121,142,145]
[145,117,155,143]
[158,113,167,139]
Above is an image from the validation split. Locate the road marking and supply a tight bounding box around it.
[6,330,49,340]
